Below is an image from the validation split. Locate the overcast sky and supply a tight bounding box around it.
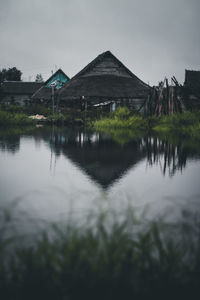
[0,0,199,85]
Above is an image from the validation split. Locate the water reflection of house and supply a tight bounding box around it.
[184,70,200,108]
[1,82,43,105]
[1,127,198,187]
[49,130,146,188]
[31,69,70,104]
[59,51,151,110]
[48,130,195,186]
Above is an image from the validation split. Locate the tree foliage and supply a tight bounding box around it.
[0,67,22,83]
[35,73,44,83]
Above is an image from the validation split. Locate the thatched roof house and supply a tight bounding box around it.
[32,69,70,102]
[59,51,151,109]
[0,81,43,105]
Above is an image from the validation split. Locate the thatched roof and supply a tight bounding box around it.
[59,51,150,100]
[1,81,43,95]
[184,70,200,96]
[31,86,52,100]
[32,69,69,100]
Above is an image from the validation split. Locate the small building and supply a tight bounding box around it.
[59,51,151,110]
[0,81,43,105]
[184,70,200,108]
[31,69,70,105]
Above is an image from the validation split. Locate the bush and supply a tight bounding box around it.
[113,106,131,120]
[92,107,148,130]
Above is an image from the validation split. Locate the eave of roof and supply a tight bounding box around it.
[1,81,43,94]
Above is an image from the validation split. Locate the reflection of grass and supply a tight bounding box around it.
[0,126,36,138]
[153,130,200,155]
[1,209,200,299]
[97,128,146,145]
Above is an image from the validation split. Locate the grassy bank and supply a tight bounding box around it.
[0,105,109,126]
[92,108,200,139]
[92,107,148,131]
[153,110,200,139]
[0,109,36,126]
[1,104,200,136]
[1,208,200,300]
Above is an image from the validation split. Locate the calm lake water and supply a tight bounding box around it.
[0,126,200,237]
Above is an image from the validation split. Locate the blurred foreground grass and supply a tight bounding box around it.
[0,207,200,300]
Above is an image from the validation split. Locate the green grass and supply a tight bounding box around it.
[92,107,148,130]
[92,108,200,140]
[0,109,36,126]
[0,104,51,116]
[1,208,200,300]
[153,111,200,139]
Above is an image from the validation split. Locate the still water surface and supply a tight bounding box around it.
[0,126,200,237]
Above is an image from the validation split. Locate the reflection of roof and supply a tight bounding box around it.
[1,82,43,95]
[50,131,146,189]
[59,51,151,100]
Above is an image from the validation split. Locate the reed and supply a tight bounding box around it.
[0,208,200,300]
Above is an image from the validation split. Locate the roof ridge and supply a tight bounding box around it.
[72,51,110,79]
[71,51,149,87]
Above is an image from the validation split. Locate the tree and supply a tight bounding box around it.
[0,67,22,83]
[35,73,44,83]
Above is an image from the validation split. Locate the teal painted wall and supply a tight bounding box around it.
[46,72,68,89]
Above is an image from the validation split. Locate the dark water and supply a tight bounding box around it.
[0,126,200,237]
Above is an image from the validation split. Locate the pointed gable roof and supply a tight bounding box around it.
[73,51,136,78]
[32,68,70,100]
[45,68,70,87]
[59,51,150,100]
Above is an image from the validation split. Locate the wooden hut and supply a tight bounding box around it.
[0,81,43,105]
[184,70,200,108]
[31,69,70,104]
[59,51,151,110]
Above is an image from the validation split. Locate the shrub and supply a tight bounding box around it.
[113,107,131,120]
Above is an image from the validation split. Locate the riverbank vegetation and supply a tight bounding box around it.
[153,110,200,139]
[0,104,200,140]
[0,208,200,300]
[0,109,36,126]
[92,107,200,139]
[0,104,108,126]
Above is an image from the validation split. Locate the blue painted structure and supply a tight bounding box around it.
[45,69,69,89]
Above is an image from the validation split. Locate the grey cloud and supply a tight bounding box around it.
[0,0,199,84]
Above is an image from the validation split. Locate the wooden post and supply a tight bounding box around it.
[52,85,55,115]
